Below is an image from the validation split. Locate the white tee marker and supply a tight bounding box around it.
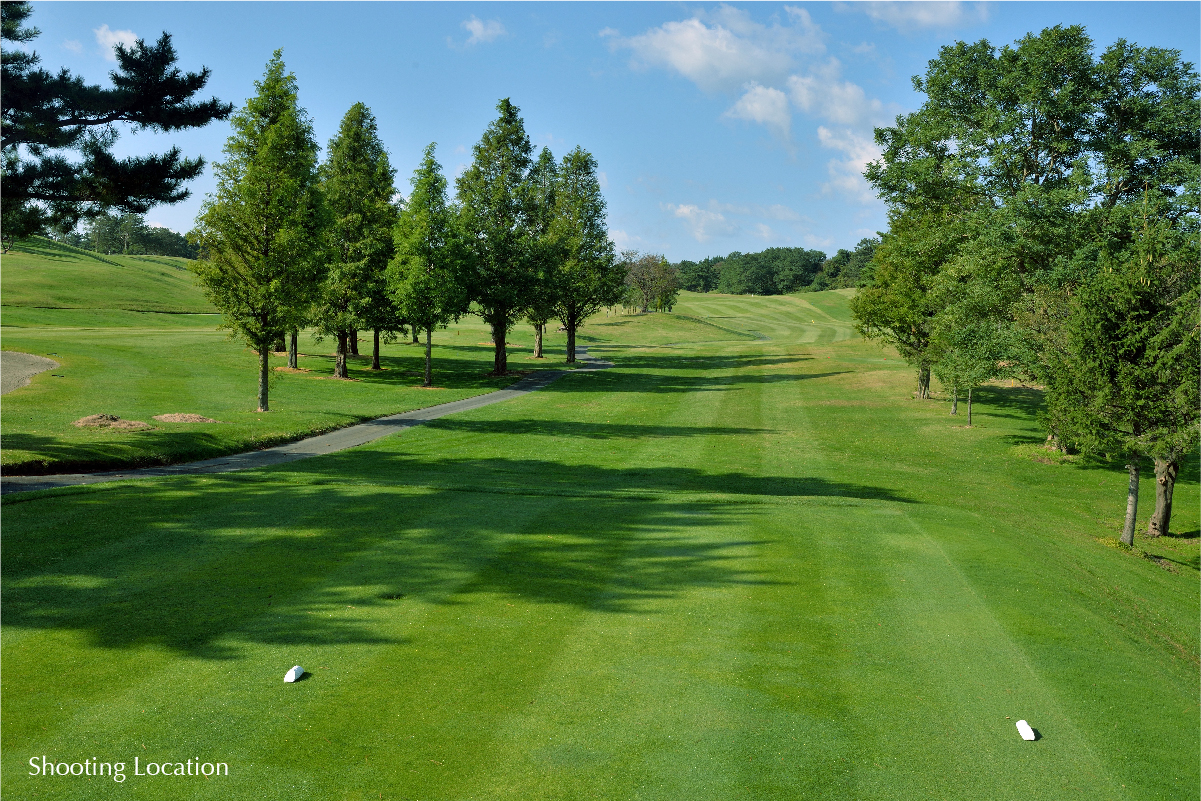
[1016,720,1036,740]
[284,665,305,683]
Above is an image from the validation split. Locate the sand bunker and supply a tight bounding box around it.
[152,413,221,423]
[73,414,152,431]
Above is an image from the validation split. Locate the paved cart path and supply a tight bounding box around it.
[1,348,611,495]
[1,351,59,395]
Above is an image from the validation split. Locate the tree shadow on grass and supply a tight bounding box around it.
[1,454,911,659]
[424,418,776,439]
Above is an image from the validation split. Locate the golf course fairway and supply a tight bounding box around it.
[2,289,1197,800]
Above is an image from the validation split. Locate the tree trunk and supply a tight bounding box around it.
[950,380,958,415]
[349,328,359,356]
[424,327,433,387]
[257,347,270,412]
[288,330,298,369]
[917,365,931,399]
[533,323,544,358]
[491,322,507,375]
[1147,456,1178,538]
[412,326,419,344]
[371,329,381,370]
[1121,460,1140,546]
[335,330,349,379]
[967,387,972,426]
[566,315,577,363]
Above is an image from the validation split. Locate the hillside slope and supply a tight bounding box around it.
[2,237,214,313]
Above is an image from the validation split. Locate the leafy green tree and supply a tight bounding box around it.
[389,144,468,386]
[852,208,968,398]
[812,238,879,291]
[1,2,231,248]
[775,248,828,292]
[930,269,1014,425]
[550,146,622,363]
[623,252,679,313]
[1046,195,1198,544]
[190,51,326,412]
[674,257,720,293]
[524,147,560,359]
[315,103,398,379]
[456,98,539,375]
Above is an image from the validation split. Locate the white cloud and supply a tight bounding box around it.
[816,126,882,204]
[461,15,506,46]
[63,39,83,54]
[609,228,644,250]
[94,24,136,62]
[605,6,823,93]
[764,203,803,221]
[786,59,894,129]
[663,202,738,242]
[724,83,791,140]
[850,2,989,31]
[598,171,609,190]
[752,223,777,240]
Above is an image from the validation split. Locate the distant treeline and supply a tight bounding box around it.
[52,213,199,259]
[673,237,878,295]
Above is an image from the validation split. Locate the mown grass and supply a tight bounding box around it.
[2,282,1197,800]
[2,239,667,473]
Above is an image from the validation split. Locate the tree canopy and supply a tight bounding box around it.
[190,51,326,412]
[0,1,231,247]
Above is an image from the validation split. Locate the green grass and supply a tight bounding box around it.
[2,238,213,313]
[2,287,1197,799]
[3,238,654,473]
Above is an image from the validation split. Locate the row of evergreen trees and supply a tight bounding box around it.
[672,238,878,296]
[850,25,1199,545]
[190,52,627,412]
[53,213,199,259]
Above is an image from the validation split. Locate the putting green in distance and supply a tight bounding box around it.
[2,270,1196,799]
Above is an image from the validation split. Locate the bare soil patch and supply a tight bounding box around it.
[73,414,152,431]
[274,366,311,373]
[152,414,221,423]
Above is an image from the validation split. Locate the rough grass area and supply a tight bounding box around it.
[2,286,1197,800]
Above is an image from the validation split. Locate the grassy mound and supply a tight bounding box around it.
[2,237,214,313]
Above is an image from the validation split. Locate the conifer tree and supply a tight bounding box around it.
[524,147,560,359]
[551,147,622,362]
[190,51,326,412]
[315,103,398,378]
[1,2,232,247]
[456,99,538,375]
[389,144,468,387]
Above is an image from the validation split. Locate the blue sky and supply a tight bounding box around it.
[24,2,1201,261]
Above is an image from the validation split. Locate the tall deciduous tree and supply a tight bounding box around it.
[315,103,398,379]
[851,207,968,399]
[1,2,232,248]
[190,51,325,412]
[389,144,468,387]
[456,98,538,376]
[551,147,622,362]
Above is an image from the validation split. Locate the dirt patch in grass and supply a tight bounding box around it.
[1011,442,1079,466]
[274,366,311,373]
[73,414,152,431]
[152,413,221,423]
